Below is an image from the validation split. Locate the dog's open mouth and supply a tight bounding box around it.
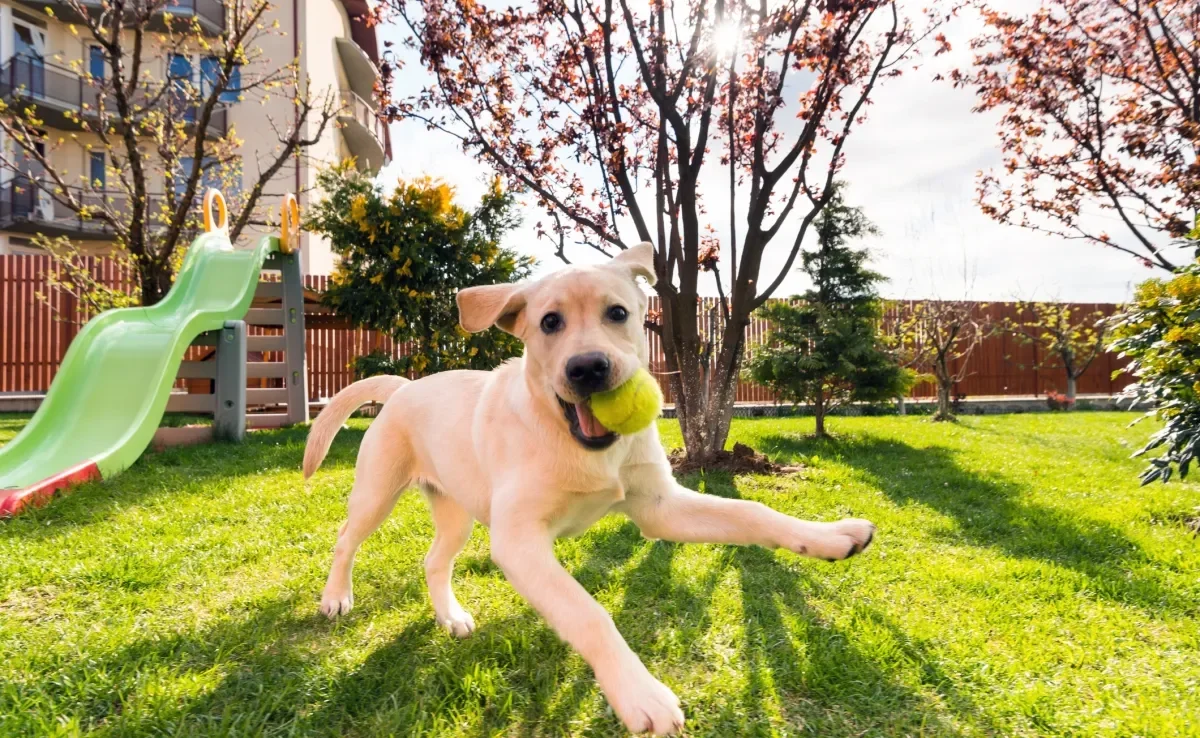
[558,397,619,450]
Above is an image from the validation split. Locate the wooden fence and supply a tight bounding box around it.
[1,255,1132,404]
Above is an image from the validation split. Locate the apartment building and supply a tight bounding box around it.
[0,0,390,274]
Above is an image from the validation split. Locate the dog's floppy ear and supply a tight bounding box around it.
[457,283,527,335]
[611,242,657,286]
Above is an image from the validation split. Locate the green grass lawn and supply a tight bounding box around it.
[2,412,1198,737]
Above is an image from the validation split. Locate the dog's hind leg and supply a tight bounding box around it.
[319,428,411,618]
[422,489,476,637]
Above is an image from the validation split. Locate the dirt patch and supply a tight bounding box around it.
[669,442,805,476]
[0,585,61,623]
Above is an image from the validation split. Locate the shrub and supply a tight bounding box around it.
[1110,216,1200,483]
[307,164,534,376]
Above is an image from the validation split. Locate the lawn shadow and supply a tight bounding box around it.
[2,423,362,541]
[291,520,649,737]
[577,473,1003,737]
[30,519,646,737]
[11,594,344,735]
[571,536,733,737]
[733,542,1003,736]
[510,521,644,736]
[678,478,1003,737]
[761,432,1194,616]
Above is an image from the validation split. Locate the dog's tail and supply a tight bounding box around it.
[303,375,409,479]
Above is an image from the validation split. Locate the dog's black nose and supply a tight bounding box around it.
[565,352,611,395]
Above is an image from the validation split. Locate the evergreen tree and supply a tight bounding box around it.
[745,184,912,437]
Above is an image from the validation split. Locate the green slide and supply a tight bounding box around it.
[0,230,281,516]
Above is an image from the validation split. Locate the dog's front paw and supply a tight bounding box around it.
[438,608,476,638]
[821,518,876,561]
[319,585,354,618]
[787,518,876,561]
[601,666,684,735]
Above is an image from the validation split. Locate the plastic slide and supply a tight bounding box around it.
[0,210,283,516]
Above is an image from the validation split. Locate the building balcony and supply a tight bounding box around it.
[0,179,184,241]
[338,91,387,173]
[0,55,228,138]
[12,0,225,36]
[335,37,380,106]
[0,179,121,240]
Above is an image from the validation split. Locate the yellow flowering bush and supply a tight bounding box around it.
[1111,216,1200,483]
[307,162,534,376]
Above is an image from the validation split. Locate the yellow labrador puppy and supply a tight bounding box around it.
[303,243,875,735]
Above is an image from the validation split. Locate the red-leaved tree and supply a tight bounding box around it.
[957,0,1200,271]
[384,0,955,462]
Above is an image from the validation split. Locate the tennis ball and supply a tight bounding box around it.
[589,368,663,435]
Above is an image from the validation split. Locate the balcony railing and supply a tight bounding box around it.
[165,0,226,31]
[339,91,386,140]
[12,0,225,35]
[337,90,387,173]
[0,179,182,240]
[0,56,106,120]
[0,55,228,138]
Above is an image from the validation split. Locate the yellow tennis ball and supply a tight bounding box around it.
[589,368,663,435]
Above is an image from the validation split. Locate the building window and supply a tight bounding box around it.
[168,53,194,120]
[174,157,237,198]
[200,56,240,104]
[168,53,193,86]
[88,45,104,80]
[89,151,105,189]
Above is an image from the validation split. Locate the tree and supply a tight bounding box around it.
[386,0,956,462]
[745,185,911,437]
[957,0,1200,271]
[1003,301,1111,402]
[306,163,535,376]
[0,0,340,304]
[892,300,990,421]
[1110,245,1200,483]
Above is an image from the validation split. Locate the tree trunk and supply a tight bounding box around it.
[660,290,746,464]
[138,259,173,306]
[814,388,827,437]
[935,379,953,421]
[1065,375,1077,405]
[897,395,907,416]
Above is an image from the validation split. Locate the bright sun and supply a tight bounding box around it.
[711,20,742,58]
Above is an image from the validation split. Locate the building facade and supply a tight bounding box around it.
[0,0,389,275]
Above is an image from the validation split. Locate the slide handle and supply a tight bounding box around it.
[280,193,300,254]
[203,189,229,235]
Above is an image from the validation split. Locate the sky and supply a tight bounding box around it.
[373,5,1162,305]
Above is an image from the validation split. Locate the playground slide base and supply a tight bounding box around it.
[0,461,102,517]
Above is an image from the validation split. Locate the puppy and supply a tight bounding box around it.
[303,243,875,735]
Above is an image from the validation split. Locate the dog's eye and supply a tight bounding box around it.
[606,305,629,323]
[541,312,563,334]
